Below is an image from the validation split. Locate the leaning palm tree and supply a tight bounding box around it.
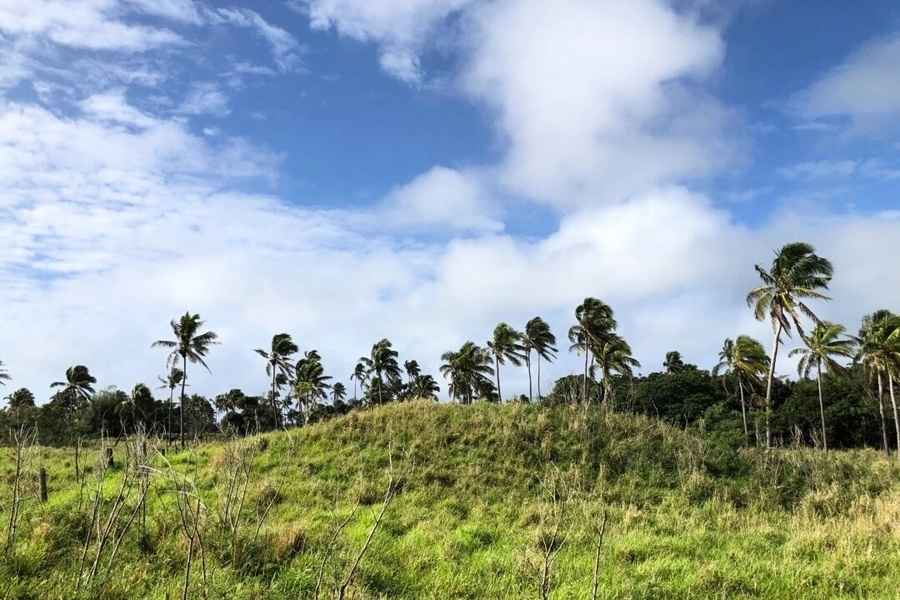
[486,323,524,402]
[591,334,640,409]
[331,382,347,404]
[789,322,856,451]
[857,311,900,457]
[713,336,769,444]
[255,333,299,428]
[525,317,557,401]
[152,312,219,448]
[746,242,833,448]
[0,360,9,386]
[350,360,368,402]
[440,342,494,405]
[295,350,332,414]
[663,351,685,373]
[412,374,440,400]
[568,298,617,405]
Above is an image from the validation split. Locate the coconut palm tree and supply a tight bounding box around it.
[295,350,332,414]
[568,298,617,405]
[486,323,524,402]
[0,361,9,386]
[157,367,184,443]
[51,365,97,432]
[746,242,833,448]
[712,336,769,444]
[789,322,856,451]
[255,333,299,428]
[331,382,347,404]
[360,339,401,405]
[440,342,494,405]
[350,360,368,402]
[857,311,900,457]
[525,317,557,402]
[412,374,440,400]
[152,312,219,448]
[591,334,640,409]
[663,351,685,373]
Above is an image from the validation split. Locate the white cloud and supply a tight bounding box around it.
[300,0,473,84]
[80,89,158,127]
[125,0,204,25]
[378,166,502,233]
[177,81,230,116]
[778,160,858,180]
[208,8,303,72]
[795,34,900,131]
[0,0,183,51]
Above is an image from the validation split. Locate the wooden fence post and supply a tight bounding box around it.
[39,467,48,502]
[106,447,114,468]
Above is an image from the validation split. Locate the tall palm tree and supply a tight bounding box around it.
[360,339,401,405]
[440,342,494,405]
[255,333,299,428]
[857,311,900,457]
[152,312,219,448]
[591,334,640,409]
[789,322,856,451]
[568,298,617,405]
[0,361,9,386]
[746,242,833,448]
[525,317,557,402]
[350,360,368,402]
[712,336,769,444]
[157,367,184,442]
[486,323,524,402]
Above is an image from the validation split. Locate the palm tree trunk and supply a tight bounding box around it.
[738,378,749,445]
[168,386,174,448]
[180,355,187,449]
[889,372,900,459]
[582,350,589,405]
[816,361,827,452]
[877,373,889,455]
[526,354,533,403]
[764,322,784,449]
[536,355,541,402]
[495,355,502,403]
[377,370,383,405]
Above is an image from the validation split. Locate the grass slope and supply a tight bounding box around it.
[2,401,899,599]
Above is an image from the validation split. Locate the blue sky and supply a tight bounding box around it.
[1,0,899,400]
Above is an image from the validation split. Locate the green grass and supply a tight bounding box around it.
[2,401,899,599]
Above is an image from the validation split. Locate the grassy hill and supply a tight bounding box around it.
[2,401,899,599]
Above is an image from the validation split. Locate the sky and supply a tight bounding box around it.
[1,0,899,402]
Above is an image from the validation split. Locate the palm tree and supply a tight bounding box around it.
[857,311,900,457]
[51,365,97,432]
[789,322,856,451]
[568,298,617,405]
[440,342,494,404]
[295,350,332,414]
[746,242,833,448]
[350,360,368,402]
[663,351,685,373]
[713,336,769,444]
[331,382,347,404]
[51,365,97,401]
[255,333,299,428]
[360,339,401,405]
[152,312,219,448]
[591,334,640,409]
[486,323,524,402]
[0,361,9,386]
[157,367,184,443]
[525,317,557,401]
[412,374,440,400]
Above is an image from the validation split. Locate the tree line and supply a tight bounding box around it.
[2,242,899,455]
